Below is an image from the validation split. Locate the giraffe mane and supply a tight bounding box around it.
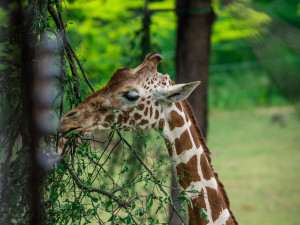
[181,99,238,225]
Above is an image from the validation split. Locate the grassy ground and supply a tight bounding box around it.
[207,106,300,225]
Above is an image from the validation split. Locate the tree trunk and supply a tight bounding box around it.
[0,1,50,224]
[169,0,215,224]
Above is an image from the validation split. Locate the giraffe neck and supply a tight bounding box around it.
[160,101,236,225]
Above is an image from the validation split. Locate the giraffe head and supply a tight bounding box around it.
[58,52,200,136]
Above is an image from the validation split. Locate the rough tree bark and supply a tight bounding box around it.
[169,0,216,224]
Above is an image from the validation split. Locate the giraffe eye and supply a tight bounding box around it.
[123,90,140,102]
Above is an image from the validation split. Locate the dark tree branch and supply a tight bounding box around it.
[48,3,95,93]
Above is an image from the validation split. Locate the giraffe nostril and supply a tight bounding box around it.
[66,111,77,118]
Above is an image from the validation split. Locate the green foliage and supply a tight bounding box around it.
[209,0,300,112]
[44,130,178,224]
[64,0,176,90]
[62,0,300,113]
[212,2,271,43]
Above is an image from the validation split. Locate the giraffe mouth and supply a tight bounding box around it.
[59,126,82,138]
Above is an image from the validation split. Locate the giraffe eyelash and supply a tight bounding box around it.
[123,91,140,102]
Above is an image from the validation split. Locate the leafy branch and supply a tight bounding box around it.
[117,131,186,224]
[47,2,95,93]
[60,157,129,208]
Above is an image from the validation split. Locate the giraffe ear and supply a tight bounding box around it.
[154,81,201,102]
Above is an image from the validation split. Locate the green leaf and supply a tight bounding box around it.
[105,199,113,211]
[93,153,100,160]
[180,190,186,196]
[180,172,184,180]
[199,208,209,222]
[155,205,162,214]
[186,196,193,209]
[131,201,136,210]
[165,194,173,205]
[147,198,153,209]
[179,209,185,217]
[57,5,62,13]
[121,165,129,174]
[135,207,146,217]
[126,215,131,224]
[87,193,98,203]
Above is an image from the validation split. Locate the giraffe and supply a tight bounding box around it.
[58,52,238,225]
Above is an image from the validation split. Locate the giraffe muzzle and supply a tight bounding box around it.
[58,126,82,138]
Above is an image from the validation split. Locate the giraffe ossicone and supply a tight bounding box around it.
[58,52,238,225]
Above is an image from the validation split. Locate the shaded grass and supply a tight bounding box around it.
[207,107,300,225]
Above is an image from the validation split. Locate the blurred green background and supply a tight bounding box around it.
[1,0,298,224]
[61,0,300,224]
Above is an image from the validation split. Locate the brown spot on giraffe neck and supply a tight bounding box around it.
[190,126,201,148]
[117,114,123,124]
[226,217,235,225]
[144,107,148,116]
[165,139,173,156]
[188,193,209,225]
[176,155,201,190]
[138,104,144,110]
[175,102,183,112]
[93,115,100,125]
[184,109,190,122]
[206,187,227,223]
[129,119,135,125]
[121,110,129,123]
[200,153,214,180]
[140,119,148,126]
[158,118,165,130]
[175,129,193,155]
[155,110,159,119]
[168,110,185,131]
[134,113,142,120]
[105,114,115,123]
[149,106,153,117]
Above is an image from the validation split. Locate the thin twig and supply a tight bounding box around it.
[60,157,129,208]
[117,132,186,225]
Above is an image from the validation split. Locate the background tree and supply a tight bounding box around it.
[0,0,52,224]
[168,0,215,224]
